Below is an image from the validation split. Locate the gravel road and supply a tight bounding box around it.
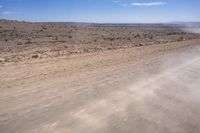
[1,39,200,133]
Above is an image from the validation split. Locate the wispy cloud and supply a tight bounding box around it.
[2,11,20,15]
[131,2,167,7]
[113,0,120,3]
[0,5,3,8]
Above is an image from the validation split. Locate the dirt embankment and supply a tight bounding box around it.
[0,20,200,63]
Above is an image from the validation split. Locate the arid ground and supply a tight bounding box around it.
[0,20,199,62]
[0,20,200,133]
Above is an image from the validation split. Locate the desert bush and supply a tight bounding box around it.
[32,54,39,59]
[107,37,115,41]
[167,32,176,35]
[17,42,23,45]
[47,35,52,37]
[149,35,153,39]
[177,36,185,41]
[134,34,141,38]
[41,26,47,30]
[127,37,131,41]
[59,40,66,43]
[25,38,32,44]
[54,36,58,40]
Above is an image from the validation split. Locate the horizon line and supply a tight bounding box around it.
[1,19,200,24]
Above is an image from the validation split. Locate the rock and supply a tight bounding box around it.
[0,58,5,62]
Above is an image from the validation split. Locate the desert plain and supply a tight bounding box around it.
[0,20,200,133]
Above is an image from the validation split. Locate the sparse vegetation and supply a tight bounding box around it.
[41,25,47,30]
[25,38,32,44]
[31,54,39,59]
[54,36,58,40]
[0,20,199,62]
[17,42,23,45]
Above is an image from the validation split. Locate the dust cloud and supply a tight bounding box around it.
[180,23,200,33]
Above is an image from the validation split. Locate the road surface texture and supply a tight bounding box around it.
[1,39,200,133]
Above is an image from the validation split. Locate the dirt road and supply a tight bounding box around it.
[1,39,200,133]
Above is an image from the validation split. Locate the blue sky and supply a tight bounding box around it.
[0,0,200,23]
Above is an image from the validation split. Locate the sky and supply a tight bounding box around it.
[0,0,200,23]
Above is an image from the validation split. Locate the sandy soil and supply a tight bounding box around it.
[1,39,200,133]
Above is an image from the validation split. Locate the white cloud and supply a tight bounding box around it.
[131,2,166,7]
[2,11,19,15]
